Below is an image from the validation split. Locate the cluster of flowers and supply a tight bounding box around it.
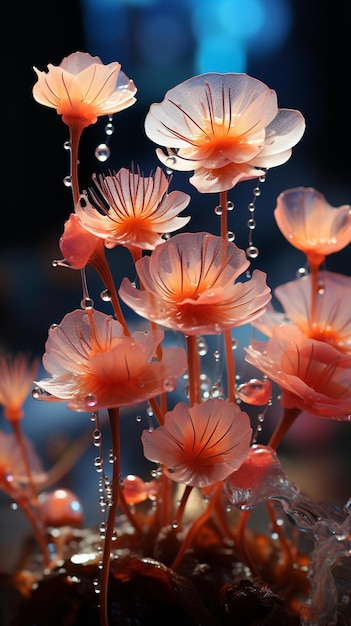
[1,52,351,626]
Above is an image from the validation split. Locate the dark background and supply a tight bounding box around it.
[1,0,351,570]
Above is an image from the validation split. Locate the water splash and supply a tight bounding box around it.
[226,445,351,625]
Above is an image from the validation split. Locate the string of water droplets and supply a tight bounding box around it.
[95,116,115,163]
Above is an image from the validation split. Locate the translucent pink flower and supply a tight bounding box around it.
[33,51,137,128]
[0,431,46,497]
[245,325,351,419]
[35,309,187,412]
[119,232,271,335]
[0,355,38,421]
[274,187,351,267]
[145,73,305,193]
[142,399,252,488]
[253,271,351,354]
[75,166,190,253]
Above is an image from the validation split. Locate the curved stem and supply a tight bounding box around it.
[12,421,50,567]
[235,509,261,579]
[307,253,324,327]
[99,407,120,626]
[171,483,221,571]
[174,484,193,528]
[268,407,301,451]
[68,123,84,206]
[89,241,130,335]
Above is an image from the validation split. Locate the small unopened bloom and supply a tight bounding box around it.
[145,73,305,193]
[142,399,252,488]
[0,355,38,421]
[245,325,351,420]
[35,309,187,412]
[33,51,137,128]
[75,166,190,253]
[119,232,271,335]
[274,187,351,268]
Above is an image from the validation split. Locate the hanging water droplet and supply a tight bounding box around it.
[94,456,103,472]
[86,394,98,408]
[214,205,223,216]
[63,176,72,187]
[213,350,221,362]
[32,386,42,399]
[63,141,71,151]
[318,282,325,295]
[246,245,259,259]
[100,289,111,302]
[247,218,256,230]
[231,338,238,350]
[171,520,178,529]
[253,187,261,197]
[227,231,235,242]
[95,143,110,162]
[81,297,94,310]
[197,336,208,356]
[105,122,114,136]
[227,200,234,210]
[93,429,101,446]
[210,382,223,398]
[108,450,116,463]
[248,202,255,212]
[296,267,308,278]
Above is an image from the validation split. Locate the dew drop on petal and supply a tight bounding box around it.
[236,378,272,406]
[95,143,110,162]
[32,386,42,399]
[86,394,98,408]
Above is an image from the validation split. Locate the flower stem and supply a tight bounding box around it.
[186,335,201,405]
[99,407,120,626]
[268,407,301,451]
[219,190,228,240]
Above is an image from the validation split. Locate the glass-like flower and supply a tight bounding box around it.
[274,187,351,267]
[245,325,351,419]
[35,309,187,412]
[0,355,38,421]
[142,399,252,488]
[144,73,305,193]
[0,431,46,496]
[253,271,351,354]
[32,51,137,128]
[119,232,271,335]
[75,166,191,253]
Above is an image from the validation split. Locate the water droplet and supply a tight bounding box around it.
[227,200,234,211]
[86,394,98,408]
[247,218,256,230]
[253,187,261,197]
[163,377,176,392]
[236,378,272,406]
[227,231,235,242]
[94,456,103,472]
[197,336,208,356]
[317,282,325,295]
[213,350,221,362]
[214,205,223,216]
[258,174,266,183]
[32,386,42,399]
[105,122,114,136]
[248,202,255,212]
[63,176,72,187]
[231,338,238,350]
[108,450,116,463]
[296,267,308,278]
[246,245,259,259]
[95,143,110,162]
[171,520,178,529]
[10,502,18,510]
[81,298,94,310]
[93,429,101,446]
[100,289,111,302]
[210,382,223,398]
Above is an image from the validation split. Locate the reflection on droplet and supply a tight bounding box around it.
[95,143,110,162]
[236,378,272,406]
